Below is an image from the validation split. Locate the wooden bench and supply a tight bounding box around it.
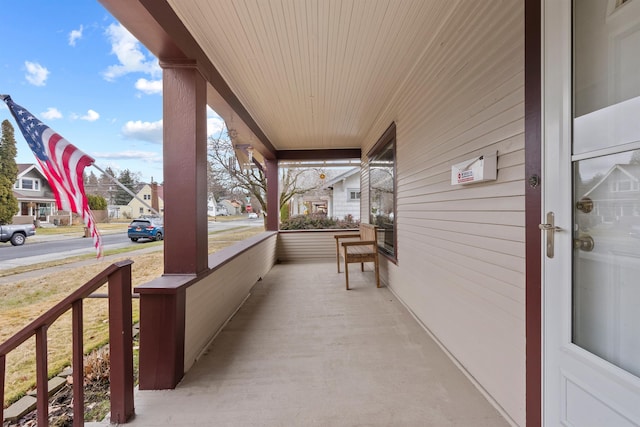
[334,224,380,290]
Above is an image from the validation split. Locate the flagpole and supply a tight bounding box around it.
[91,164,161,217]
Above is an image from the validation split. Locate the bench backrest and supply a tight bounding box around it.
[360,223,377,242]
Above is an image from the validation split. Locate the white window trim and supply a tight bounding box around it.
[16,177,41,191]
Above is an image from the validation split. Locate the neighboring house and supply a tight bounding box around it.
[286,190,330,217]
[12,164,58,224]
[110,183,164,219]
[128,183,164,217]
[219,199,242,215]
[323,167,361,221]
[207,196,217,216]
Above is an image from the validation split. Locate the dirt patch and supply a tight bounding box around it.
[6,338,138,426]
[8,379,110,427]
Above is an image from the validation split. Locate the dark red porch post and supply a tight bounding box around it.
[266,159,279,231]
[162,59,209,275]
[138,59,208,390]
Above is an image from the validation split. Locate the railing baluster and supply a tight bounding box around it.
[1,354,6,423]
[72,300,84,427]
[35,325,49,426]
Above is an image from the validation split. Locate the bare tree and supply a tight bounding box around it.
[207,127,322,218]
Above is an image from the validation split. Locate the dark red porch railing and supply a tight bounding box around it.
[0,260,135,426]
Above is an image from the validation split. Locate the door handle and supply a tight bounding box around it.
[539,212,562,258]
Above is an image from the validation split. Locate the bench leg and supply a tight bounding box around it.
[374,255,380,288]
[345,263,350,290]
[344,247,350,290]
[361,262,364,272]
[336,239,341,273]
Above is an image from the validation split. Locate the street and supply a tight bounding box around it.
[0,218,265,270]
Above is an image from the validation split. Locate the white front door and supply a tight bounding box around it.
[543,0,640,425]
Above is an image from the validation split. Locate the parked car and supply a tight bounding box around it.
[248,212,258,219]
[127,217,164,242]
[0,223,36,246]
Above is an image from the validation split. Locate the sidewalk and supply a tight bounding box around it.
[0,227,160,284]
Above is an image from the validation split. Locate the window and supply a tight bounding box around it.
[139,207,144,214]
[611,178,638,192]
[618,180,632,192]
[21,178,40,190]
[348,189,361,201]
[15,178,41,191]
[368,122,396,260]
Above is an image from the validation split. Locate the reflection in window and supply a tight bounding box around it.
[573,149,640,377]
[369,123,396,259]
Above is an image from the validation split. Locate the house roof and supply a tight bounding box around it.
[323,168,360,189]
[12,190,56,203]
[17,163,33,174]
[16,163,41,179]
[583,164,640,197]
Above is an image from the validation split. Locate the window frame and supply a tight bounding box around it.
[367,122,397,263]
[18,178,40,191]
[347,188,361,202]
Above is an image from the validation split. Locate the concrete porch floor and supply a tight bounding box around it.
[123,261,510,426]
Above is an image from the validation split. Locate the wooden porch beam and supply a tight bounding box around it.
[277,149,361,161]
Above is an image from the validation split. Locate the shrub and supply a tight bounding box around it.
[87,194,107,210]
[280,213,359,230]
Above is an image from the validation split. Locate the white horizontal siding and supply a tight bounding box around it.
[361,2,525,425]
[277,230,358,262]
[184,234,277,371]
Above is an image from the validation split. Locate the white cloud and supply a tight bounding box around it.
[81,109,100,121]
[135,78,162,95]
[207,115,225,138]
[69,25,83,46]
[41,107,62,120]
[103,23,160,82]
[24,61,49,86]
[121,119,163,144]
[69,110,99,121]
[93,150,162,163]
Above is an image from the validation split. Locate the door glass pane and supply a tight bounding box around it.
[574,0,640,154]
[573,152,640,377]
[573,0,640,377]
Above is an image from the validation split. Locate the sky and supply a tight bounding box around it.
[0,1,225,184]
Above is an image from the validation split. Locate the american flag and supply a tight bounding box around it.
[2,95,103,257]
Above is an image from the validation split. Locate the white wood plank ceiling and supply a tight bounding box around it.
[166,0,459,151]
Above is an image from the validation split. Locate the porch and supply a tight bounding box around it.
[127,258,508,426]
